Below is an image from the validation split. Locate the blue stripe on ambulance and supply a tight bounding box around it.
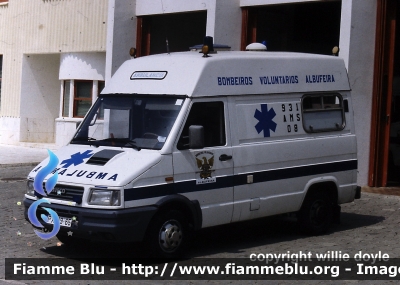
[124,159,357,201]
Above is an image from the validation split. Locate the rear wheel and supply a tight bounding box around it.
[298,192,333,235]
[147,210,188,258]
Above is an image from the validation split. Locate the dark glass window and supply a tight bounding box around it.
[62,80,70,117]
[244,1,341,55]
[302,94,345,132]
[137,11,207,56]
[73,81,92,118]
[178,101,226,149]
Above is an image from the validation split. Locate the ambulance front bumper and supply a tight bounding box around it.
[23,198,158,243]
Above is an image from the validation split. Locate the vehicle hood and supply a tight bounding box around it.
[28,145,162,187]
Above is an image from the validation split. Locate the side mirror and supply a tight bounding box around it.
[189,125,204,149]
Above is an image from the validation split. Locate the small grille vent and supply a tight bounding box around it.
[36,184,85,204]
[86,149,123,166]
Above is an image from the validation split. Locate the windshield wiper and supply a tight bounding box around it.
[71,137,97,142]
[124,140,141,151]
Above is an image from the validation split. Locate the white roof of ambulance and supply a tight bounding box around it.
[102,51,350,96]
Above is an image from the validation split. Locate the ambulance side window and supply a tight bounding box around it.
[302,93,345,133]
[178,101,226,149]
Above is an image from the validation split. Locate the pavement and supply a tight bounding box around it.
[1,170,400,284]
[1,144,400,284]
[0,144,55,168]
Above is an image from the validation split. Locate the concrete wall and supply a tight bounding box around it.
[136,0,212,15]
[0,0,379,186]
[0,0,107,144]
[240,0,321,5]
[20,54,60,143]
[211,0,242,50]
[60,53,106,80]
[57,52,106,147]
[106,0,239,77]
[106,0,136,81]
[339,0,377,185]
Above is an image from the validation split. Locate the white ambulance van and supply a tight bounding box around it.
[24,48,360,257]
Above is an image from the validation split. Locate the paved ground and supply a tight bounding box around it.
[0,144,50,167]
[1,165,400,284]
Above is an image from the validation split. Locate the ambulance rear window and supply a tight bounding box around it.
[302,93,345,133]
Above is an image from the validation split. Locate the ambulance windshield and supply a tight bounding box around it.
[71,95,185,150]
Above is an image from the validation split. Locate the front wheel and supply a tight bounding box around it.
[147,210,188,258]
[298,192,333,235]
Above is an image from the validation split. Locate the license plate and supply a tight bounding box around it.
[47,215,73,227]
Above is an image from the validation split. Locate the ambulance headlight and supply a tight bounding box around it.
[88,189,120,206]
[26,180,35,196]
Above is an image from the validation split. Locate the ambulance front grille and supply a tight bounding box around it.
[44,184,84,204]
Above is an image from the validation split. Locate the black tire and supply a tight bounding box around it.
[298,192,333,235]
[147,210,188,258]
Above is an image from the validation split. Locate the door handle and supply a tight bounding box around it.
[219,154,232,161]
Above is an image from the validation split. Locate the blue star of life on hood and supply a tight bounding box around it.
[60,150,94,168]
[254,104,277,137]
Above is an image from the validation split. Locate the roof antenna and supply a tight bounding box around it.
[166,37,170,54]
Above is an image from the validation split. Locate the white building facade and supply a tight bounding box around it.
[1,0,397,188]
[0,0,108,147]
